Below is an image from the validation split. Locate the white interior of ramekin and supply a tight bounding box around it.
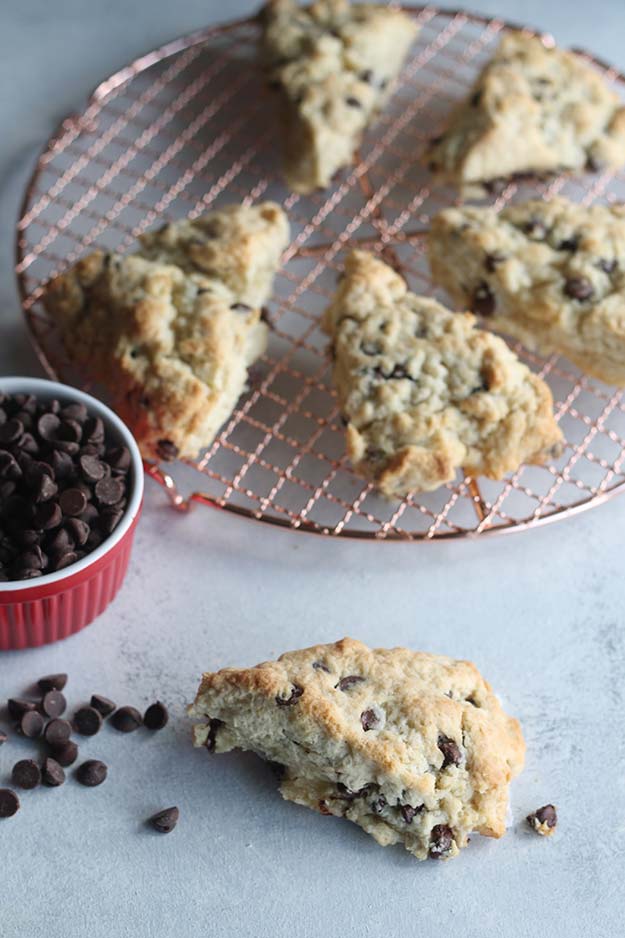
[0,377,144,592]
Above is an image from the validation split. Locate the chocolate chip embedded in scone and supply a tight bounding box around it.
[42,203,289,461]
[189,637,525,862]
[527,804,557,837]
[428,198,625,386]
[426,31,625,196]
[260,0,418,193]
[322,250,563,498]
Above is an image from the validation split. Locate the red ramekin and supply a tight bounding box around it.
[0,377,144,650]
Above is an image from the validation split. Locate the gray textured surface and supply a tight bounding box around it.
[1,2,624,936]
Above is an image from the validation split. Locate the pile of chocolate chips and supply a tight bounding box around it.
[0,392,132,581]
[0,672,178,834]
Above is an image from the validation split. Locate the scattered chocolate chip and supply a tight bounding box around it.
[76,759,108,787]
[90,694,116,717]
[41,757,66,787]
[564,276,594,301]
[8,697,37,720]
[438,734,462,768]
[156,440,178,462]
[335,675,365,692]
[149,806,179,833]
[275,685,304,706]
[0,789,20,818]
[205,718,223,752]
[12,758,41,790]
[51,739,79,767]
[110,706,143,733]
[429,823,454,858]
[73,706,103,737]
[312,661,330,673]
[20,710,44,739]
[45,718,73,747]
[360,709,379,731]
[527,803,557,834]
[38,673,68,692]
[42,690,66,718]
[59,487,88,517]
[144,701,169,730]
[473,282,496,316]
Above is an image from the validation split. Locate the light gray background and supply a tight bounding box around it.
[1,3,624,936]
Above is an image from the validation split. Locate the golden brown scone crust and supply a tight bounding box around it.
[190,637,525,861]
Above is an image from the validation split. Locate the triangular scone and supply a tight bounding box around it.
[426,32,625,196]
[43,203,289,460]
[138,202,289,307]
[322,251,563,498]
[189,638,525,862]
[429,198,625,386]
[261,0,418,193]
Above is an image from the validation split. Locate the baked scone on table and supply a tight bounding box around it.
[322,251,563,498]
[260,0,419,193]
[429,198,625,386]
[426,31,625,197]
[43,203,289,462]
[189,637,525,862]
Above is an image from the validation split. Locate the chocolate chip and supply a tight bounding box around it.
[473,282,496,316]
[41,757,65,787]
[0,789,20,818]
[76,759,108,787]
[564,276,594,301]
[335,675,365,692]
[12,758,41,789]
[470,90,481,107]
[20,710,44,739]
[7,698,37,720]
[99,509,123,535]
[49,550,78,572]
[51,739,78,767]
[0,419,24,445]
[438,734,462,768]
[94,477,124,506]
[149,806,179,834]
[312,661,330,673]
[44,718,72,747]
[558,236,579,252]
[73,706,103,737]
[359,69,374,83]
[230,302,253,312]
[34,472,58,503]
[33,500,62,530]
[61,403,88,423]
[83,417,105,444]
[598,258,617,274]
[42,690,66,718]
[523,218,547,240]
[275,685,304,706]
[37,412,60,441]
[156,440,178,462]
[360,709,379,731]
[38,673,68,692]
[400,804,422,824]
[527,803,557,831]
[205,718,223,752]
[429,824,454,858]
[59,487,87,517]
[110,706,142,733]
[90,694,116,717]
[485,251,506,272]
[345,96,361,107]
[144,701,169,730]
[79,454,106,483]
[370,795,387,815]
[106,446,131,475]
[64,517,89,546]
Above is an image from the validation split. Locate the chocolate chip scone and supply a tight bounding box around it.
[189,638,525,861]
[429,198,625,386]
[43,203,289,461]
[260,0,418,193]
[322,251,563,497]
[426,32,625,196]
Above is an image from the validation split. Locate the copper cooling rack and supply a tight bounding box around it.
[15,6,625,540]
